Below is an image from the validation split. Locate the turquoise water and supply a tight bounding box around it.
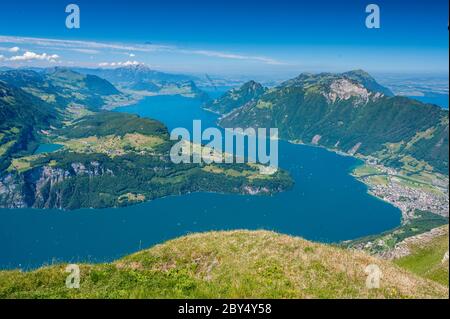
[0,96,401,270]
[407,94,449,109]
[34,143,63,155]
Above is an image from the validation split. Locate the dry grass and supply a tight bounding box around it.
[0,231,447,299]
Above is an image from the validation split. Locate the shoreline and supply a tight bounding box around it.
[99,97,449,237]
[149,97,447,230]
[285,139,449,221]
[2,97,446,269]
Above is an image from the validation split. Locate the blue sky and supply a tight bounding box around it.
[0,0,448,77]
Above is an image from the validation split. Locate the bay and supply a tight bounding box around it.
[0,95,401,270]
[33,143,63,155]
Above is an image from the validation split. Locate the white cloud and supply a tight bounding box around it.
[69,48,100,54]
[0,35,284,65]
[121,60,140,66]
[0,54,4,61]
[0,46,21,53]
[128,53,136,57]
[0,35,169,53]
[98,60,142,67]
[181,49,285,65]
[9,51,59,62]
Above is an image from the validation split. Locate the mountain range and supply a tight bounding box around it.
[75,64,196,85]
[203,80,266,114]
[213,70,449,175]
[75,64,208,100]
[0,67,448,297]
[0,69,292,209]
[0,68,125,113]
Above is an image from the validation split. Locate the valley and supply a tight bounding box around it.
[0,0,448,301]
[207,70,449,258]
[0,70,292,210]
[0,66,447,295]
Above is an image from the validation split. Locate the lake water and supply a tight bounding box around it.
[407,94,449,109]
[34,143,63,155]
[0,95,401,270]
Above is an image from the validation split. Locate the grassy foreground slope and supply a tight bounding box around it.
[394,226,449,286]
[0,231,447,299]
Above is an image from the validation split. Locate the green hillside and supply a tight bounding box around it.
[394,226,449,286]
[75,64,195,86]
[0,81,58,171]
[218,71,449,174]
[75,64,208,100]
[204,80,266,114]
[1,109,292,209]
[0,68,127,114]
[1,69,125,173]
[0,231,447,299]
[1,75,292,210]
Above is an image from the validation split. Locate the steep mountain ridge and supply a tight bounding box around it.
[217,71,449,174]
[75,64,195,85]
[0,68,126,112]
[0,88,293,210]
[203,80,266,114]
[0,81,58,171]
[75,64,208,100]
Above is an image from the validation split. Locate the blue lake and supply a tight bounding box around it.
[34,143,63,155]
[0,96,401,270]
[407,94,449,109]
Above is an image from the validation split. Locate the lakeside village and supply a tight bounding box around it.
[354,158,449,222]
